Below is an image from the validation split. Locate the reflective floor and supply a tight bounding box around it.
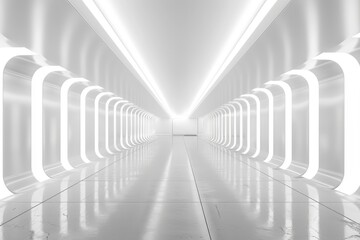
[1,136,360,239]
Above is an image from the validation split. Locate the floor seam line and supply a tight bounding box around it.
[183,137,213,240]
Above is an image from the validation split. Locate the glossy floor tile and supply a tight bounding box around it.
[1,136,360,239]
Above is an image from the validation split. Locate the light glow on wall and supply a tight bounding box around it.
[94,92,113,158]
[80,86,103,163]
[61,78,89,170]
[285,70,319,179]
[253,88,274,163]
[32,65,66,182]
[315,52,360,195]
[0,47,34,199]
[266,80,292,170]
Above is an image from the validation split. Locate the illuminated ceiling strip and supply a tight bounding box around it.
[315,52,360,195]
[228,102,237,149]
[243,94,261,158]
[94,92,113,158]
[81,0,175,117]
[32,65,66,182]
[81,86,103,163]
[233,100,244,152]
[285,70,319,179]
[266,80,292,169]
[186,0,281,118]
[253,88,274,163]
[105,97,122,154]
[61,78,89,170]
[114,100,128,151]
[0,47,33,199]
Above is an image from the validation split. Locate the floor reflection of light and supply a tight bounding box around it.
[30,188,45,238]
[306,185,319,240]
[267,168,274,228]
[80,170,87,230]
[60,176,70,236]
[142,150,173,240]
[283,175,293,239]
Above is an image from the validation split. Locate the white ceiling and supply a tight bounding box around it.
[92,0,267,117]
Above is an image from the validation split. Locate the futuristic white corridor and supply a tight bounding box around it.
[0,137,359,239]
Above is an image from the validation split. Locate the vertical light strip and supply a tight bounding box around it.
[126,106,136,147]
[130,107,138,146]
[220,108,227,145]
[60,78,88,170]
[253,88,274,163]
[228,103,237,149]
[237,98,251,154]
[315,52,360,195]
[80,86,102,163]
[94,92,113,158]
[113,100,128,151]
[233,100,244,152]
[32,65,66,182]
[105,97,122,154]
[120,103,132,149]
[224,105,232,148]
[285,70,319,179]
[243,94,261,158]
[0,47,34,199]
[134,109,142,144]
[266,81,292,169]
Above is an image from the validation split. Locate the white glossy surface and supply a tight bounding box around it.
[1,136,360,239]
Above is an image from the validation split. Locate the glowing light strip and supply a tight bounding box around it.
[233,100,243,151]
[219,108,227,145]
[236,98,250,154]
[315,52,360,195]
[185,0,281,118]
[253,88,274,163]
[228,103,237,149]
[105,97,122,154]
[129,107,137,146]
[243,94,261,158]
[94,92,113,158]
[114,100,128,151]
[210,113,216,141]
[81,86,102,163]
[139,111,145,143]
[61,78,89,170]
[0,47,34,199]
[81,0,175,117]
[134,109,142,144]
[266,80,292,169]
[120,103,133,149]
[285,70,319,179]
[224,105,233,148]
[32,65,66,182]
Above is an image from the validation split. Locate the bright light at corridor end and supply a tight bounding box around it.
[81,0,176,118]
